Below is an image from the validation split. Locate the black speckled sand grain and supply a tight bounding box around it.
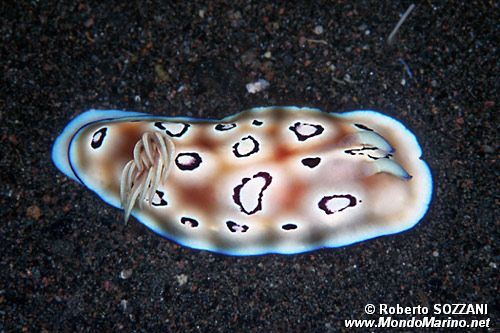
[0,1,497,331]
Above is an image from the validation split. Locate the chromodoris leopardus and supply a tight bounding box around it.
[52,107,432,255]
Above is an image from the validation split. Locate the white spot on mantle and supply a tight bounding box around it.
[163,123,186,135]
[296,123,318,136]
[177,154,196,166]
[324,197,351,212]
[240,176,267,213]
[236,137,256,156]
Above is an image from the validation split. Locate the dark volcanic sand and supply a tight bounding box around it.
[1,1,498,332]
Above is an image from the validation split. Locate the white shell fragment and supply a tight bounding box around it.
[52,107,432,255]
[245,79,270,94]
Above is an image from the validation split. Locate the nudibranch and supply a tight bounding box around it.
[52,107,432,255]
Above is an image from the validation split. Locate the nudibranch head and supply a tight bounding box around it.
[53,107,432,255]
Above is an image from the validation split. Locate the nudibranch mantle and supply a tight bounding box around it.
[52,107,432,255]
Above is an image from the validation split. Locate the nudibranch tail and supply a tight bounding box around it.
[120,131,175,223]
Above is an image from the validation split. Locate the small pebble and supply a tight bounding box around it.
[314,25,324,35]
[358,23,368,31]
[120,269,133,279]
[84,17,94,28]
[26,205,41,220]
[482,145,494,153]
[432,250,439,257]
[246,79,270,94]
[241,50,257,66]
[120,299,128,311]
[484,101,495,108]
[154,63,169,82]
[176,274,188,286]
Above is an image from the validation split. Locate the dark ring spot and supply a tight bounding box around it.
[154,122,165,130]
[282,224,297,230]
[215,123,237,131]
[301,157,321,168]
[289,122,324,141]
[91,128,107,149]
[154,122,190,137]
[354,123,374,131]
[232,171,272,215]
[344,147,388,160]
[167,123,190,137]
[345,147,376,156]
[181,217,199,228]
[232,135,260,158]
[175,152,202,171]
[318,194,357,215]
[152,190,168,206]
[226,221,249,233]
[252,120,263,126]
